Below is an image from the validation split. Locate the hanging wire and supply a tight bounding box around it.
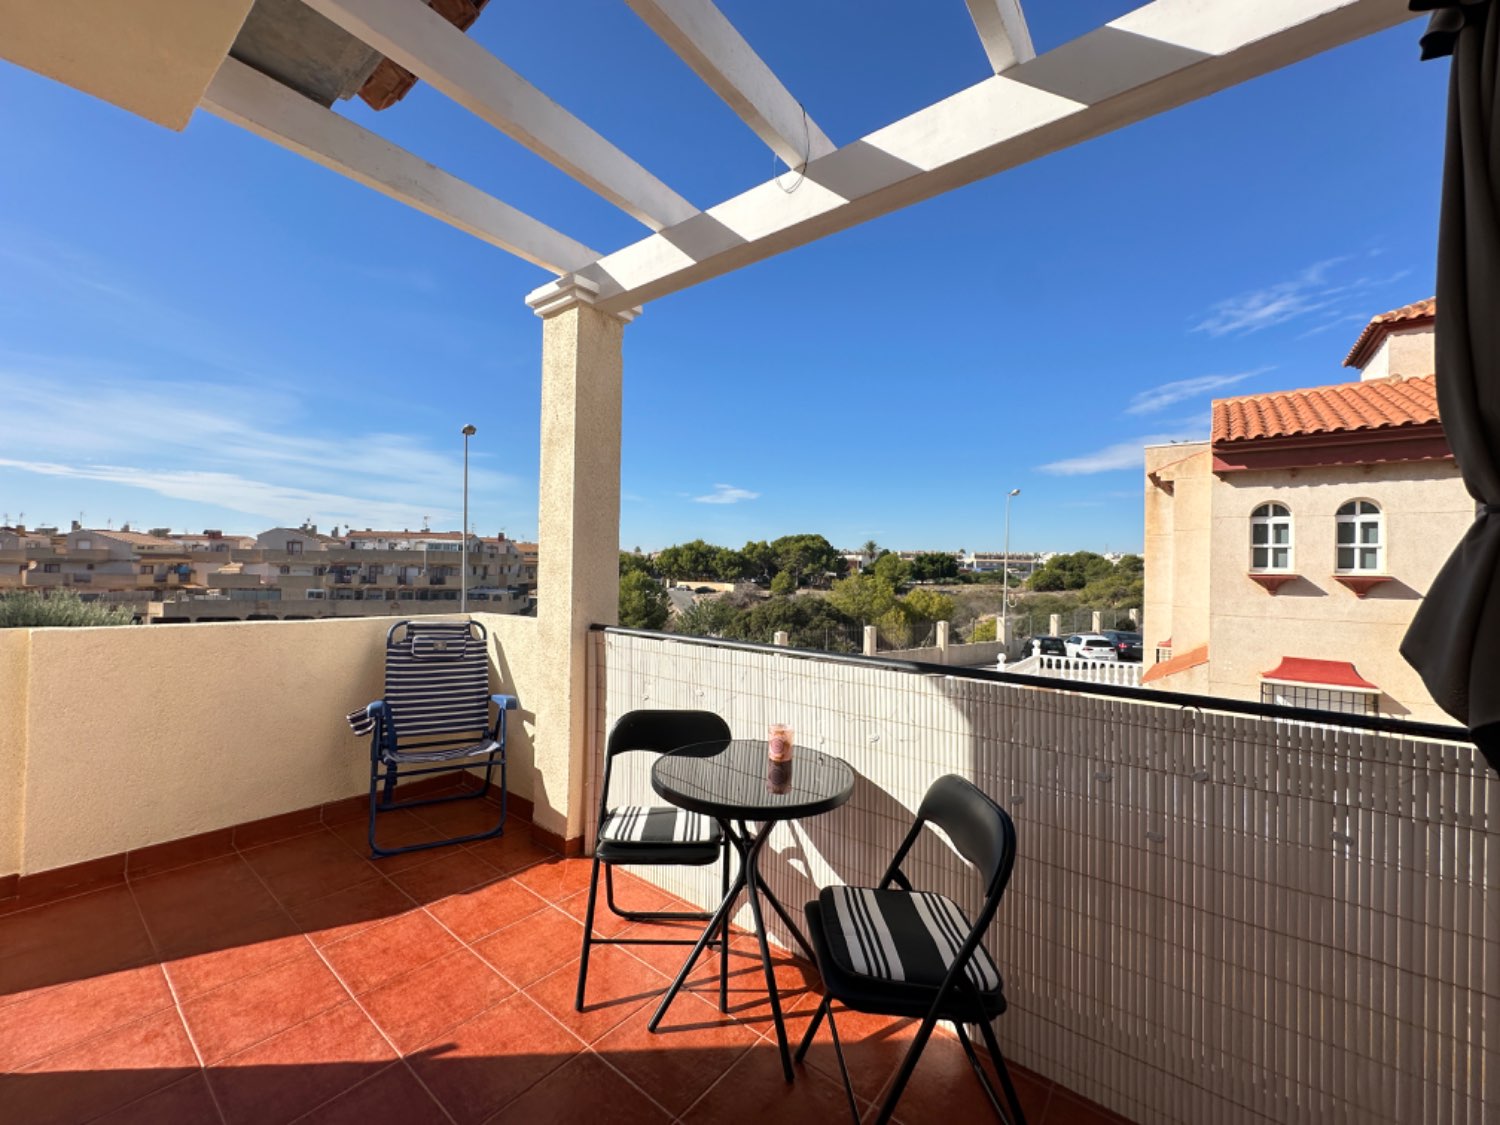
[772,102,811,193]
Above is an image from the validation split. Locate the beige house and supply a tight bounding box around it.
[1143,299,1472,721]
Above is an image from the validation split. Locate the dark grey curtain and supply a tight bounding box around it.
[1401,0,1500,772]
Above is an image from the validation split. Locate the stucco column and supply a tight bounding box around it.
[525,275,636,850]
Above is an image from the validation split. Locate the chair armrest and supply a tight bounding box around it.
[490,694,517,743]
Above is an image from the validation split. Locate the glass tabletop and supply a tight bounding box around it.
[651,739,855,821]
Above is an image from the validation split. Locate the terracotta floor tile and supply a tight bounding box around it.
[406,992,582,1125]
[486,1049,672,1125]
[409,796,509,841]
[163,908,308,999]
[130,854,286,955]
[556,870,680,939]
[289,878,417,947]
[359,948,513,1053]
[873,1027,1055,1125]
[242,830,383,908]
[92,1072,222,1125]
[387,849,501,905]
[0,886,156,997]
[180,943,350,1063]
[323,909,461,995]
[699,938,821,1036]
[513,857,596,903]
[6,1009,198,1125]
[612,916,734,982]
[594,991,761,1117]
[471,907,582,989]
[679,1039,865,1124]
[0,962,174,1071]
[792,1004,916,1101]
[465,831,555,876]
[426,874,547,943]
[208,1002,395,1125]
[334,809,455,873]
[527,947,666,1045]
[294,1061,451,1125]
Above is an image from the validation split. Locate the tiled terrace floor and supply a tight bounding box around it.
[1,796,1129,1125]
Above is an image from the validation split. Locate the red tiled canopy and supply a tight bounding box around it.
[1142,644,1208,684]
[1261,657,1379,692]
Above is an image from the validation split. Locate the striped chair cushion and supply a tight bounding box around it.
[385,621,489,739]
[820,886,1001,993]
[599,806,719,846]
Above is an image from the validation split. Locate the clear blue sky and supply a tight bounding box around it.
[0,3,1445,553]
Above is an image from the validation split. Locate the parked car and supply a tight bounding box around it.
[1099,630,1143,662]
[1030,635,1067,656]
[1063,634,1119,661]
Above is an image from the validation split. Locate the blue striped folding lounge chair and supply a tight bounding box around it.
[347,618,517,858]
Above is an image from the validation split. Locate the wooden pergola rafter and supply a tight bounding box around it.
[179,0,1415,312]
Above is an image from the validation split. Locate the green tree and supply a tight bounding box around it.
[740,540,779,584]
[771,534,842,588]
[872,552,912,589]
[770,569,796,597]
[859,539,880,564]
[828,573,897,622]
[902,587,955,623]
[728,595,859,650]
[909,552,959,582]
[968,617,998,643]
[618,570,669,629]
[1027,551,1115,592]
[655,539,717,581]
[711,546,748,582]
[673,596,741,637]
[619,551,653,577]
[0,591,133,628]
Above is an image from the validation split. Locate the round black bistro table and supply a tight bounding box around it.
[648,739,854,1081]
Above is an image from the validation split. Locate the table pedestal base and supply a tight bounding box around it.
[647,818,814,1082]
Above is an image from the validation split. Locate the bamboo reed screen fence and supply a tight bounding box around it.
[588,629,1494,1125]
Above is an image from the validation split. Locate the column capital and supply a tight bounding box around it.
[525,273,640,323]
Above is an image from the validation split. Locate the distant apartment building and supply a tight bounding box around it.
[0,520,530,622]
[1142,299,1469,722]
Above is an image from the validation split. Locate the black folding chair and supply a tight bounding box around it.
[575,709,734,1011]
[797,774,1024,1125]
[347,618,517,857]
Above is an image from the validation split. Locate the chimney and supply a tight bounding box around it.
[71,520,82,532]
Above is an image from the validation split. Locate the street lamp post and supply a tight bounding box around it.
[1002,488,1021,654]
[461,424,476,614]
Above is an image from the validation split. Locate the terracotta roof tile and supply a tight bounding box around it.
[1343,298,1435,368]
[1142,644,1208,684]
[1211,374,1439,444]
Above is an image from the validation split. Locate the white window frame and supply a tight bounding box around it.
[1250,503,1294,572]
[1335,499,1385,574]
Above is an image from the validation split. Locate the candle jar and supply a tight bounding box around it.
[768,723,794,762]
[767,757,793,795]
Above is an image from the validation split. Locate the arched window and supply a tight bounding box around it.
[1251,503,1293,571]
[1336,500,1384,573]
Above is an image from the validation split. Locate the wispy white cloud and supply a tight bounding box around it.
[0,362,519,528]
[1193,257,1413,338]
[1125,367,1273,415]
[693,484,760,505]
[1038,432,1204,476]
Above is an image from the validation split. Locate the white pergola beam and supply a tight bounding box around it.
[625,0,835,167]
[301,0,697,231]
[201,58,600,275]
[574,0,1414,314]
[966,0,1036,73]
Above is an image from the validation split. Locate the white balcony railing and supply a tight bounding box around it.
[1006,652,1144,687]
[589,628,1491,1125]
